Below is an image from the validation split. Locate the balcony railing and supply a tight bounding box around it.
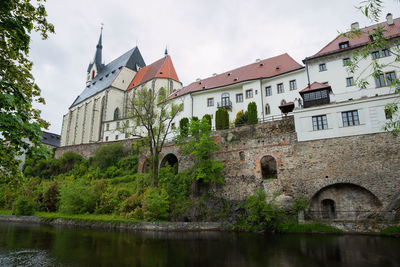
[217,100,232,109]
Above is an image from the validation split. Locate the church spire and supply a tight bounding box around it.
[94,24,103,70]
[164,46,168,57]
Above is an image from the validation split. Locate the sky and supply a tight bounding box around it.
[29,0,399,134]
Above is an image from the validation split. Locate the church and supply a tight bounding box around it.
[61,14,400,146]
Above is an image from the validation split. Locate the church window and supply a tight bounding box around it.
[91,70,95,79]
[117,122,120,128]
[265,104,271,115]
[114,108,120,120]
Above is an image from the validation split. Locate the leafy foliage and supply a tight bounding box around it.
[247,102,258,125]
[179,117,189,137]
[234,110,248,127]
[91,143,125,170]
[0,0,55,183]
[202,114,212,130]
[59,180,100,214]
[142,187,170,221]
[215,108,229,130]
[176,118,224,184]
[12,195,36,216]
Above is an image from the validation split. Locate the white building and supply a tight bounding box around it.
[60,15,400,146]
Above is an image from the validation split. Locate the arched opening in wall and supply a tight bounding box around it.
[280,99,286,106]
[141,158,150,173]
[387,196,400,221]
[160,153,178,174]
[260,155,277,179]
[309,183,382,221]
[265,104,271,115]
[321,199,336,219]
[114,108,120,120]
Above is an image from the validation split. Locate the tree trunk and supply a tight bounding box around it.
[151,152,159,186]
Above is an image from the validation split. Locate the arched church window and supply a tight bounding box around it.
[91,70,95,79]
[265,104,271,115]
[280,99,286,106]
[114,108,120,120]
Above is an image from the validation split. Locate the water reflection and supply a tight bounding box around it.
[0,222,399,267]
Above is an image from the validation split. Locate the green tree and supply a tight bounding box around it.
[0,0,55,183]
[176,118,224,184]
[202,114,212,130]
[179,117,189,137]
[124,87,182,185]
[343,0,400,134]
[215,108,229,130]
[248,102,258,125]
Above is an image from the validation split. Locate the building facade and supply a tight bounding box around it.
[60,15,400,146]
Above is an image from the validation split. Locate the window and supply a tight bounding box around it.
[106,123,110,131]
[91,70,95,79]
[245,89,253,98]
[386,71,396,86]
[265,104,270,115]
[382,49,390,57]
[114,108,120,120]
[342,110,360,127]
[116,122,120,128]
[343,58,350,66]
[171,122,176,128]
[236,93,243,103]
[319,63,327,72]
[312,115,328,130]
[339,41,349,49]
[115,135,119,140]
[375,73,386,87]
[265,86,272,96]
[289,80,297,91]
[105,136,109,141]
[346,77,354,87]
[277,83,284,94]
[126,120,129,126]
[221,93,230,107]
[372,51,380,59]
[280,99,286,105]
[385,108,392,119]
[207,98,214,107]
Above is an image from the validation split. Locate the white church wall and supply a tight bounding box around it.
[111,67,137,90]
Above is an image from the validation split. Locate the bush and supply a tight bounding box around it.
[202,114,212,130]
[192,116,199,121]
[59,181,99,214]
[42,181,60,212]
[12,196,36,216]
[179,117,189,137]
[234,110,248,126]
[142,187,170,221]
[215,108,229,130]
[248,102,258,125]
[91,143,125,170]
[119,193,142,214]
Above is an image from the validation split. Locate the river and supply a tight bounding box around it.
[0,222,399,266]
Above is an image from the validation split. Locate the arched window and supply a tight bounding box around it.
[221,93,230,107]
[260,155,277,179]
[281,99,286,106]
[265,104,271,115]
[114,108,120,120]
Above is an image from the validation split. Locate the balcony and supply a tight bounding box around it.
[217,100,232,109]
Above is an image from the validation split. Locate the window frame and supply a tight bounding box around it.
[386,71,396,86]
[289,80,297,91]
[312,115,328,131]
[342,110,360,127]
[207,97,214,107]
[277,83,284,94]
[346,77,354,87]
[371,51,380,60]
[319,63,327,72]
[245,89,253,99]
[265,86,272,96]
[382,49,390,57]
[265,104,271,115]
[375,73,386,87]
[236,93,243,103]
[339,41,349,49]
[343,58,350,66]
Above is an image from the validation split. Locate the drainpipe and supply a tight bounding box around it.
[190,93,193,118]
[305,59,311,86]
[259,78,264,121]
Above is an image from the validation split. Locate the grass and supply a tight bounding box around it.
[0,210,12,215]
[278,222,342,233]
[380,226,400,235]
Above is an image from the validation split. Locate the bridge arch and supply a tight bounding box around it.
[160,153,179,174]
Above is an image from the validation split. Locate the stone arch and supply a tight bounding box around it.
[308,183,382,220]
[160,153,178,174]
[260,155,277,179]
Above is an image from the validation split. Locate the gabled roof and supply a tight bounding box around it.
[71,47,145,107]
[306,17,400,60]
[127,55,180,90]
[170,53,303,99]
[299,82,331,93]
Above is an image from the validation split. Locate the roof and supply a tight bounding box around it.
[42,131,61,147]
[279,101,295,107]
[306,17,400,60]
[300,82,331,93]
[127,55,180,90]
[170,53,303,99]
[71,47,145,107]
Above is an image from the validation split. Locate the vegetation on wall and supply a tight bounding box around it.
[247,102,258,125]
[234,110,248,127]
[202,114,212,130]
[179,117,189,137]
[215,108,229,130]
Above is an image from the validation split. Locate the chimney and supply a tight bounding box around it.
[351,22,359,30]
[386,13,394,25]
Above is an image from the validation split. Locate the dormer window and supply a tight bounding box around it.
[91,70,95,79]
[339,41,349,49]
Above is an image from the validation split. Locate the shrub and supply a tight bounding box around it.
[59,151,85,173]
[142,187,170,221]
[192,116,199,121]
[12,196,36,216]
[234,110,248,126]
[119,193,142,214]
[202,114,212,130]
[248,102,258,125]
[91,143,125,170]
[43,181,60,212]
[179,117,189,137]
[215,108,229,130]
[59,181,99,214]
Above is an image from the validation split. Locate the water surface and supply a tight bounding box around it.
[0,222,399,267]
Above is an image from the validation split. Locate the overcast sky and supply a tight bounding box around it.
[29,0,399,134]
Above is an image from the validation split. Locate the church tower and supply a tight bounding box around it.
[86,27,104,84]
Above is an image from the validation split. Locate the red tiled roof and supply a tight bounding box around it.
[170,53,303,99]
[299,82,331,93]
[128,55,180,90]
[279,101,294,107]
[307,17,400,60]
